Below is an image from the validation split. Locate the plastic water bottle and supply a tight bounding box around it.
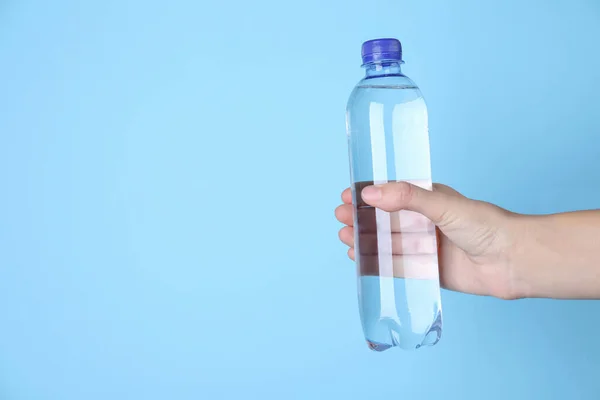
[345,38,443,351]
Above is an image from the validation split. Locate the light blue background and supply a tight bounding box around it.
[1,0,599,399]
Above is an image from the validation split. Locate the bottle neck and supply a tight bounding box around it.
[364,61,403,78]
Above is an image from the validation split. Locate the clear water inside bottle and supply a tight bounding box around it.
[346,66,443,351]
[352,180,442,351]
[358,276,442,351]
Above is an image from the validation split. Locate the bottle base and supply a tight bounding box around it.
[364,308,442,352]
[366,340,393,352]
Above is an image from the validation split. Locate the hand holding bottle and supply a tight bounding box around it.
[336,181,600,300]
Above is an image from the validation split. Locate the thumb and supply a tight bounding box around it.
[361,181,470,227]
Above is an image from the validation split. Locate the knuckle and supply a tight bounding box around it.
[436,208,454,228]
[392,181,415,205]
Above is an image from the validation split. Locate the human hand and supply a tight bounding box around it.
[335,181,524,300]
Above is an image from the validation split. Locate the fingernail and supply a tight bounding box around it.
[362,186,381,201]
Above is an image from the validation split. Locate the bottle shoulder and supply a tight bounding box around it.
[346,74,426,111]
[359,73,418,87]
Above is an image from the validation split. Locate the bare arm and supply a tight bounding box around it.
[515,211,600,299]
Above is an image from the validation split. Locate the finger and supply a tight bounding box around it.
[358,232,437,255]
[358,254,439,279]
[335,204,354,226]
[356,208,433,233]
[361,181,468,227]
[338,226,354,247]
[348,247,355,261]
[342,188,352,204]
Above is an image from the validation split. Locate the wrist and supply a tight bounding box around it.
[507,213,566,299]
[505,213,547,299]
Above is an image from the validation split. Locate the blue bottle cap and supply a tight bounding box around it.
[361,38,403,65]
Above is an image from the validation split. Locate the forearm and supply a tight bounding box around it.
[513,211,600,299]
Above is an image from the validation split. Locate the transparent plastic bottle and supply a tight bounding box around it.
[345,38,442,351]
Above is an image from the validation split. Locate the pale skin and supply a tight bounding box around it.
[335,181,600,300]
